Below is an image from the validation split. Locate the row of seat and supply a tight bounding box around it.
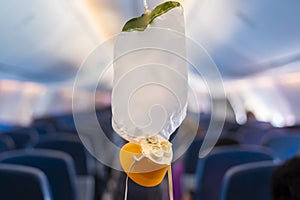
[33,111,300,200]
[1,110,299,200]
[0,131,96,200]
[0,149,76,200]
[0,132,92,174]
[0,109,117,200]
[181,132,300,200]
[184,133,300,176]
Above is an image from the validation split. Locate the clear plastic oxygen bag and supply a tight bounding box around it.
[111,4,188,143]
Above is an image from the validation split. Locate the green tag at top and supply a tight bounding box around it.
[122,1,181,32]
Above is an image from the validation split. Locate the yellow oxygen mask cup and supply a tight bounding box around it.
[119,136,172,187]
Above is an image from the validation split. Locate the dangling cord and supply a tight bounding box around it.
[143,0,150,12]
[124,155,145,200]
[168,166,174,200]
[124,173,130,200]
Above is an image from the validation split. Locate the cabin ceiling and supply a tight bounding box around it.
[0,0,300,83]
